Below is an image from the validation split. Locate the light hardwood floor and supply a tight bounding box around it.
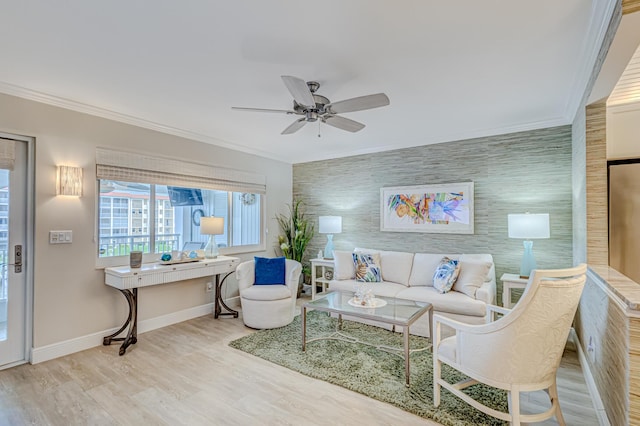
[0,301,600,426]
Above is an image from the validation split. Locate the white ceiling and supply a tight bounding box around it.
[0,1,615,164]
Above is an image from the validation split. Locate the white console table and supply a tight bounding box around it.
[104,256,239,355]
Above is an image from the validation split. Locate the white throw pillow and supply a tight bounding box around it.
[453,260,492,298]
[432,257,460,293]
[333,250,356,280]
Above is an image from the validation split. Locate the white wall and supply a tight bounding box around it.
[0,92,292,350]
[607,102,640,159]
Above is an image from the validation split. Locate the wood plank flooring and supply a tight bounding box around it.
[0,300,600,425]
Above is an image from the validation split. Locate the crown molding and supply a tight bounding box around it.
[0,81,288,164]
[564,0,619,122]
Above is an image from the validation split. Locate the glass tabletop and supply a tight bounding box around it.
[303,291,431,326]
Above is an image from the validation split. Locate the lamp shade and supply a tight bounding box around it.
[319,216,342,234]
[200,216,224,235]
[508,213,550,239]
[56,165,83,197]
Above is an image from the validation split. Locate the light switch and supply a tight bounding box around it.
[50,230,73,244]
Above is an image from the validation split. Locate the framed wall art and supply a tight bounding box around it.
[380,182,474,234]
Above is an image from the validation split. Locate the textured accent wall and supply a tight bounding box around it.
[293,126,573,300]
[586,101,609,265]
[572,107,588,265]
[576,270,630,426]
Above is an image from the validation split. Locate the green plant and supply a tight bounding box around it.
[276,200,314,271]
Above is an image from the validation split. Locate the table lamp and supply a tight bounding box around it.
[319,216,342,259]
[508,213,550,278]
[201,216,224,259]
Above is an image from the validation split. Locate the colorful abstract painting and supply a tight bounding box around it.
[380,182,474,234]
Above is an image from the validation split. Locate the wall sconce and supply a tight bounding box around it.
[56,166,83,197]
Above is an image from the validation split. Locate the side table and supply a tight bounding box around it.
[500,273,529,308]
[310,258,334,300]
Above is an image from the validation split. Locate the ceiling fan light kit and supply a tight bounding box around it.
[232,75,389,135]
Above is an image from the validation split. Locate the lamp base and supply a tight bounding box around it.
[204,235,219,259]
[323,234,334,259]
[519,240,536,279]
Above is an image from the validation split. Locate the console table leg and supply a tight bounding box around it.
[103,288,138,356]
[214,272,239,319]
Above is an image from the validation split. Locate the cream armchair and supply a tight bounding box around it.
[433,264,587,425]
[236,259,302,329]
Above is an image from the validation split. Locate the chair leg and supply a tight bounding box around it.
[508,389,521,426]
[549,382,566,426]
[433,358,441,407]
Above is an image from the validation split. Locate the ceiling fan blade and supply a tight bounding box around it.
[326,93,390,114]
[281,75,316,108]
[323,115,365,132]
[232,107,295,114]
[281,118,307,135]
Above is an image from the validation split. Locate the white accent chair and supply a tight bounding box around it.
[236,259,302,329]
[433,264,587,425]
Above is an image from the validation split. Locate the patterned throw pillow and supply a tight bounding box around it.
[433,257,460,293]
[352,253,382,282]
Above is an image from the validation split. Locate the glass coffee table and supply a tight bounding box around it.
[302,291,433,386]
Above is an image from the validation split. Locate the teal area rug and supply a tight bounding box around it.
[229,311,507,426]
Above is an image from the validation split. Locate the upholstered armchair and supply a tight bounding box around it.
[433,264,587,425]
[236,258,302,329]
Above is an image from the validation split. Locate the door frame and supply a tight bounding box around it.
[0,131,35,368]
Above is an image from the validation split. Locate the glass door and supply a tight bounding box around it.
[0,136,30,368]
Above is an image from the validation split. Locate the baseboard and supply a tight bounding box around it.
[569,328,610,426]
[31,302,215,364]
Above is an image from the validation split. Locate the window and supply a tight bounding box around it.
[95,147,266,266]
[98,182,262,259]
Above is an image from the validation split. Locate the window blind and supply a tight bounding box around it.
[0,138,16,171]
[96,147,266,194]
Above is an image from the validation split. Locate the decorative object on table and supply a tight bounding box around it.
[276,200,314,295]
[318,215,342,259]
[160,253,172,262]
[324,270,333,280]
[201,216,224,258]
[508,212,550,278]
[129,251,142,268]
[380,182,474,234]
[228,311,508,426]
[432,256,460,293]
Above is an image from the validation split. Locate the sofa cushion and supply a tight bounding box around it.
[453,260,493,298]
[409,253,452,286]
[333,250,356,279]
[433,257,460,293]
[353,252,382,282]
[396,287,487,317]
[459,254,495,282]
[328,279,404,299]
[379,250,414,286]
[241,284,292,301]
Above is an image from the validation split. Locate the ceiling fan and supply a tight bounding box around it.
[232,75,390,135]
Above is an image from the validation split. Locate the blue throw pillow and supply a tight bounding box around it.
[254,256,286,285]
[433,257,460,294]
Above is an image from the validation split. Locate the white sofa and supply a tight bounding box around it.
[328,249,496,338]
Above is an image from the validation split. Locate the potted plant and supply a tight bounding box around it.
[276,200,314,296]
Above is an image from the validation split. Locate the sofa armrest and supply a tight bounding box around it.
[475,278,496,304]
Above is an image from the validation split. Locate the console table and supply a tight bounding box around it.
[103,256,239,355]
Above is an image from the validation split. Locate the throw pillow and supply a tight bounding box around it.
[432,257,460,293]
[453,260,492,298]
[254,256,286,285]
[333,250,356,280]
[352,253,382,282]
